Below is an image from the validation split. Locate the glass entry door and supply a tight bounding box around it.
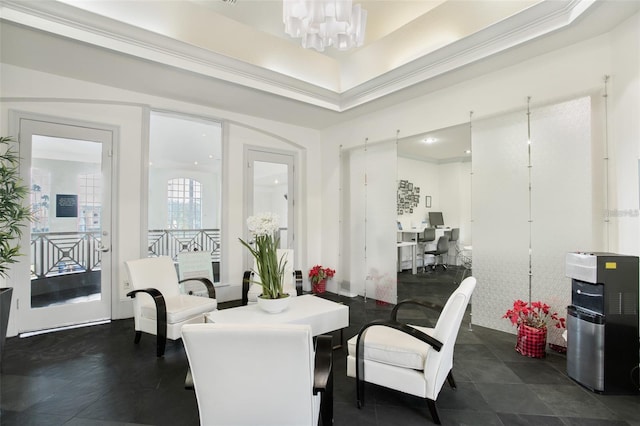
[245,149,294,262]
[16,117,113,333]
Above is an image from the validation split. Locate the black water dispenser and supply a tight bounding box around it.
[565,252,639,394]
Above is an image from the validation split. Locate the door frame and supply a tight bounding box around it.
[8,110,119,333]
[243,145,297,268]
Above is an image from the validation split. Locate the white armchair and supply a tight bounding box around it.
[125,256,217,357]
[346,276,476,424]
[242,249,302,305]
[182,323,333,426]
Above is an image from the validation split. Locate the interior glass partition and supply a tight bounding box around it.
[472,96,595,342]
[341,140,397,304]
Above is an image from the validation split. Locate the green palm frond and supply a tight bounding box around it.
[0,136,33,278]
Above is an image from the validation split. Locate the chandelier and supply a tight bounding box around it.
[283,0,367,52]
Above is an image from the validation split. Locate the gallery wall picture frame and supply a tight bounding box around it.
[397,179,421,215]
[425,196,432,208]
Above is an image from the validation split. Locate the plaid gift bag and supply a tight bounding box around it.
[312,279,326,294]
[515,324,547,358]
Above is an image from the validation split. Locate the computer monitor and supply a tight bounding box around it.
[428,212,444,228]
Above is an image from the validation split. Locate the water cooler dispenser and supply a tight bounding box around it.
[565,252,639,394]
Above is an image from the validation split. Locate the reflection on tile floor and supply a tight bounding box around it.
[1,268,638,425]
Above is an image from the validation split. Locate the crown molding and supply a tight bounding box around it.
[0,0,342,109]
[341,0,596,109]
[1,0,596,112]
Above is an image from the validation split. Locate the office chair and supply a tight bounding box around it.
[418,228,436,271]
[424,235,449,270]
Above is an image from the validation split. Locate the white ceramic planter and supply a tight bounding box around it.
[257,295,290,314]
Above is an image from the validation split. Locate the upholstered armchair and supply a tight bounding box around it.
[182,323,333,426]
[125,256,217,357]
[347,277,476,424]
[242,249,303,305]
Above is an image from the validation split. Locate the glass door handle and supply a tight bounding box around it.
[97,242,110,253]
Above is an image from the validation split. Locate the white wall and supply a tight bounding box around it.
[439,161,472,246]
[608,13,640,256]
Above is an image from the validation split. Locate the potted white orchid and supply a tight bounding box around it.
[239,213,288,312]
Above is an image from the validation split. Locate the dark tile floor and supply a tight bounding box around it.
[1,268,639,425]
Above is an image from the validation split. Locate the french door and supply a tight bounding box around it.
[15,115,113,333]
[244,148,295,265]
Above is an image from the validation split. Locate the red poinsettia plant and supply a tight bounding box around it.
[503,299,566,330]
[308,265,336,285]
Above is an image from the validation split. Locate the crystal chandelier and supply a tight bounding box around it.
[283,0,367,52]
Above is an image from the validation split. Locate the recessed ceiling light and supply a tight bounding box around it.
[422,137,437,144]
[465,150,471,154]
[194,161,198,165]
[274,179,279,184]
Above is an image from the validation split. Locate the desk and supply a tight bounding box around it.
[397,241,417,274]
[397,227,450,241]
[397,227,451,270]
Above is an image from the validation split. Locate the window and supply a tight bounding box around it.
[78,173,101,231]
[167,177,202,229]
[148,111,222,279]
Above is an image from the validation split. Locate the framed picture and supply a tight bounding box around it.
[56,194,78,218]
[425,196,432,208]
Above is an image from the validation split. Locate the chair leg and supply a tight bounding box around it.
[426,399,441,425]
[134,330,142,344]
[356,375,365,408]
[156,305,168,358]
[156,334,166,358]
[447,371,457,389]
[320,369,334,425]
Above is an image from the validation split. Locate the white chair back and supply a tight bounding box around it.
[423,276,476,398]
[182,323,318,426]
[126,256,181,297]
[125,256,181,322]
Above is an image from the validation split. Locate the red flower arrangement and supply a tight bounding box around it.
[503,299,566,330]
[308,265,335,293]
